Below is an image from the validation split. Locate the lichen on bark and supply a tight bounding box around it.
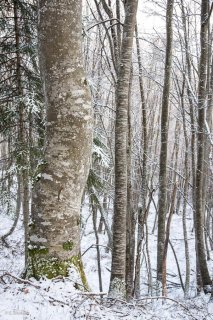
[63,240,74,251]
[28,254,71,279]
[27,0,93,285]
[27,248,89,289]
[108,277,126,300]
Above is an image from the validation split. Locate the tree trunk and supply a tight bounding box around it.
[134,23,148,299]
[27,0,93,280]
[180,0,201,291]
[108,0,138,299]
[91,199,103,294]
[14,0,30,270]
[162,182,177,296]
[1,174,21,246]
[181,83,190,298]
[195,0,212,293]
[157,0,174,285]
[126,67,135,301]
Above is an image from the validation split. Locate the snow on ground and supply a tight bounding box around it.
[0,201,213,319]
[0,214,24,275]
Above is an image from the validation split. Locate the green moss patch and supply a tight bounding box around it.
[29,246,49,256]
[27,249,89,291]
[28,255,73,279]
[62,240,74,251]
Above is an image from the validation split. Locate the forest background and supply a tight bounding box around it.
[0,0,213,318]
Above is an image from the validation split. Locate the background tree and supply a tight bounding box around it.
[108,0,138,299]
[157,0,174,285]
[194,0,212,293]
[0,0,44,265]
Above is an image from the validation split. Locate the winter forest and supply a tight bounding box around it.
[0,0,213,319]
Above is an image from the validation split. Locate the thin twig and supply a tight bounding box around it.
[136,296,199,320]
[0,272,40,289]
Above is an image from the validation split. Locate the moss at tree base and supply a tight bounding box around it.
[27,249,89,290]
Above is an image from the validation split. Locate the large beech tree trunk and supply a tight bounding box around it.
[108,0,138,299]
[27,0,93,279]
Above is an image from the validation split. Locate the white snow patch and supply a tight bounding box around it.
[42,173,53,181]
[29,235,47,243]
[0,197,213,319]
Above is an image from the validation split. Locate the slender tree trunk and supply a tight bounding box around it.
[162,119,179,296]
[205,29,213,252]
[181,86,191,298]
[14,0,30,270]
[157,0,174,285]
[91,200,103,294]
[116,0,121,58]
[134,23,148,299]
[134,190,154,297]
[145,220,152,295]
[203,21,213,262]
[195,0,212,293]
[108,0,138,299]
[100,0,119,73]
[1,174,21,246]
[27,0,93,280]
[180,0,201,290]
[126,67,135,301]
[162,182,177,296]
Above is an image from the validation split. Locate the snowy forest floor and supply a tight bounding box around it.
[0,201,213,319]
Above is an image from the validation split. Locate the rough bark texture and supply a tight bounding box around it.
[181,92,190,298]
[157,0,174,284]
[180,0,201,290]
[134,23,148,299]
[126,67,135,301]
[27,0,93,279]
[195,0,212,292]
[108,0,138,299]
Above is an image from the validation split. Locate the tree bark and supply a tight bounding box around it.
[180,0,201,291]
[126,67,135,301]
[27,0,93,280]
[162,182,177,296]
[134,23,148,299]
[181,81,190,298]
[108,0,138,299]
[157,0,174,285]
[195,0,212,292]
